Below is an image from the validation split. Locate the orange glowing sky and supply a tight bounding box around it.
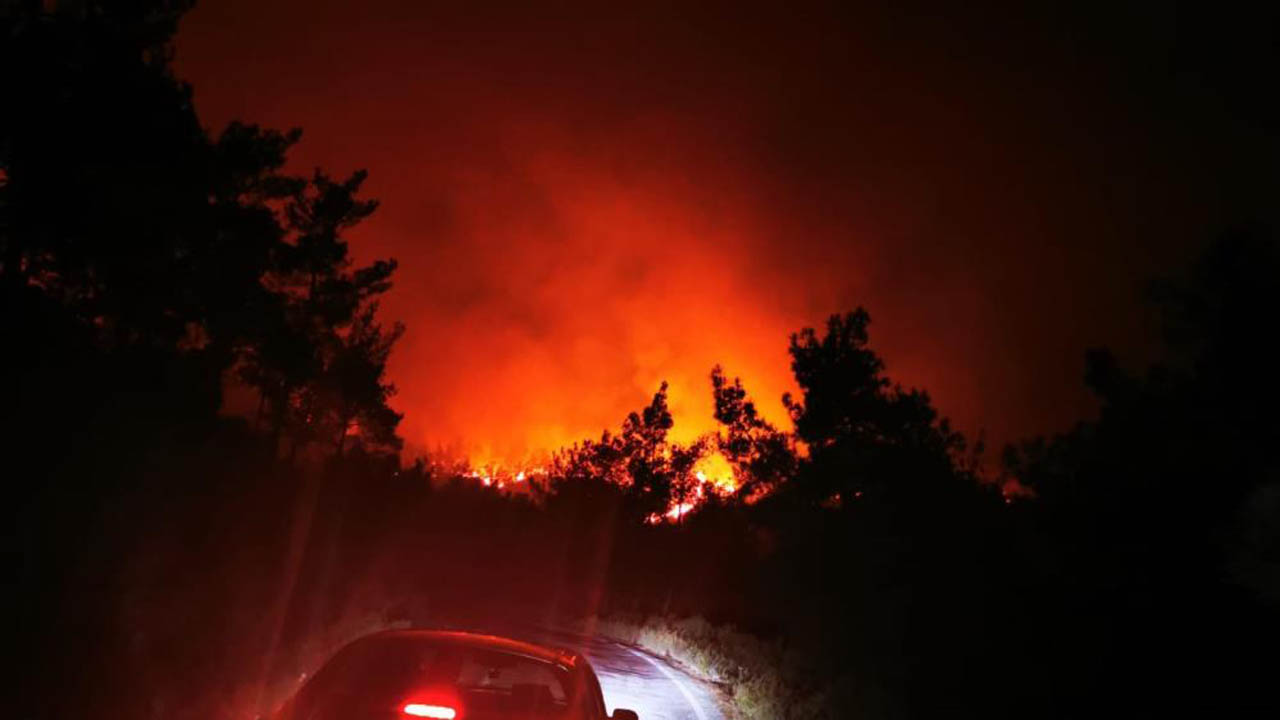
[175,2,1273,462]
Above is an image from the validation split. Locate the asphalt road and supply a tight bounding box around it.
[522,628,727,720]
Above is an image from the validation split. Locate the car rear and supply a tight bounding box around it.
[274,631,601,720]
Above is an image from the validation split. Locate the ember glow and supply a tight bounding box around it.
[455,447,739,519]
[463,465,548,492]
[644,449,740,523]
[692,451,738,494]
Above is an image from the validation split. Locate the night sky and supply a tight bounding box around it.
[173,1,1277,462]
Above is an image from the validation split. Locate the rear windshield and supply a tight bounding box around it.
[294,636,575,719]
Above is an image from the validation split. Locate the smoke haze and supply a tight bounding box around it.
[175,1,1275,460]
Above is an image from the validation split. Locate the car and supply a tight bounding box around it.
[271,629,640,720]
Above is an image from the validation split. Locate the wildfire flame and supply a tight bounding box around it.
[463,464,547,492]
[692,451,737,494]
[649,449,739,523]
[456,448,738,522]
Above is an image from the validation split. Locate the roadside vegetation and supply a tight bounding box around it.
[584,614,833,720]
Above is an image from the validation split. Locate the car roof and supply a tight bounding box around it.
[360,629,581,669]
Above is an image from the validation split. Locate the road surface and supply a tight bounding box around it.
[521,627,727,720]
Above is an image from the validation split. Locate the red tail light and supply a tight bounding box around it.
[402,703,457,719]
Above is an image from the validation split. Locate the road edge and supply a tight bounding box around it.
[607,640,738,720]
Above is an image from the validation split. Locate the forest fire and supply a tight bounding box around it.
[9,1,1278,719]
[458,445,740,522]
[692,451,737,494]
[463,465,547,491]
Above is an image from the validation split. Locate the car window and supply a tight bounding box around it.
[298,637,440,705]
[456,648,567,701]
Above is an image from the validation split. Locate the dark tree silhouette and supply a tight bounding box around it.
[710,364,795,499]
[318,304,405,457]
[549,382,717,523]
[618,382,677,517]
[2,6,408,717]
[1001,227,1280,715]
[783,309,963,505]
[667,436,707,523]
[239,168,400,459]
